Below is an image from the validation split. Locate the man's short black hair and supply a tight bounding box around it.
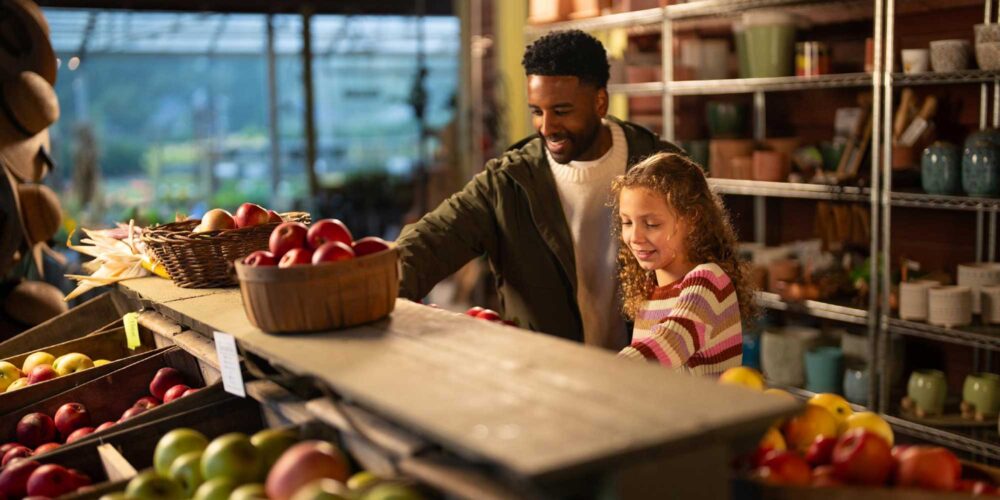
[522,30,610,88]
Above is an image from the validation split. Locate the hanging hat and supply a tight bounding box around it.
[0,70,57,182]
[0,0,56,84]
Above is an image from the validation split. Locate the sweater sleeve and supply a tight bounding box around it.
[618,265,735,367]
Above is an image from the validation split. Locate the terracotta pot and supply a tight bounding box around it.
[570,0,611,19]
[731,155,753,180]
[892,144,917,170]
[528,0,572,24]
[709,139,754,179]
[752,150,788,182]
[768,258,800,293]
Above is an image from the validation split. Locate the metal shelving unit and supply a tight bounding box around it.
[670,73,873,95]
[710,179,872,202]
[882,414,1000,460]
[893,69,1000,86]
[756,291,870,325]
[890,191,1000,211]
[523,7,663,37]
[887,318,1000,351]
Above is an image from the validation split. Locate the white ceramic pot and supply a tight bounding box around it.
[899,279,941,321]
[840,332,870,364]
[927,286,973,328]
[957,262,1000,314]
[761,326,820,387]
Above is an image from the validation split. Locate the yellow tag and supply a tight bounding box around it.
[123,312,141,350]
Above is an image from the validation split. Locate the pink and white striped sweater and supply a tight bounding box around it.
[619,263,742,376]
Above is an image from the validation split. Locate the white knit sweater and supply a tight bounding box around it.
[546,120,629,350]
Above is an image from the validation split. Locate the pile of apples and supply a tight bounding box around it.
[720,367,993,494]
[192,203,284,234]
[133,427,423,499]
[0,351,107,394]
[0,459,91,498]
[242,218,391,268]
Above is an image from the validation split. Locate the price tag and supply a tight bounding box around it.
[122,312,141,350]
[213,331,245,398]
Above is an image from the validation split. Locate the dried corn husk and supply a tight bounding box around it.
[64,220,169,301]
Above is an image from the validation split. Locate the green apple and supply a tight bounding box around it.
[154,428,209,476]
[0,361,21,391]
[6,377,28,392]
[362,483,424,500]
[168,450,203,497]
[201,432,262,484]
[250,428,298,476]
[98,494,127,500]
[21,352,54,374]
[347,471,380,491]
[291,478,352,500]
[125,471,185,500]
[231,483,268,500]
[192,477,239,500]
[52,352,94,376]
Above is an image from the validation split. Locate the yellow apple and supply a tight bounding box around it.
[845,411,894,446]
[93,359,111,367]
[759,426,786,452]
[22,352,55,374]
[718,366,765,391]
[808,393,853,434]
[6,377,28,392]
[52,353,94,376]
[0,361,21,391]
[763,388,796,400]
[781,404,839,453]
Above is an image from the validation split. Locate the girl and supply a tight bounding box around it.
[612,152,755,375]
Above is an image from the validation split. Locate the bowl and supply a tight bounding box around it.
[977,41,1000,71]
[930,39,971,72]
[975,23,1000,44]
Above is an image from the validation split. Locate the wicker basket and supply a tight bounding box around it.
[142,212,310,288]
[234,247,399,333]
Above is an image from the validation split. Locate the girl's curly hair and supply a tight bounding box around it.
[610,152,757,321]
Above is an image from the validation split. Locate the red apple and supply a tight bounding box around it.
[26,365,57,384]
[95,422,115,432]
[3,446,33,466]
[243,250,277,267]
[832,428,893,486]
[133,396,161,411]
[279,247,313,268]
[269,222,308,258]
[54,403,90,438]
[267,210,283,223]
[475,309,502,322]
[163,384,191,403]
[806,435,839,467]
[0,460,40,498]
[811,465,842,487]
[16,413,56,448]
[352,236,390,257]
[182,388,199,397]
[312,241,354,264]
[26,463,77,497]
[32,443,59,455]
[149,367,185,400]
[119,406,147,422]
[65,427,95,444]
[235,203,270,228]
[265,440,350,500]
[69,469,91,489]
[465,306,484,317]
[756,450,811,486]
[895,446,961,491]
[306,219,353,250]
[195,208,238,233]
[0,442,21,456]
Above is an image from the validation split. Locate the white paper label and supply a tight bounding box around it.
[213,331,245,398]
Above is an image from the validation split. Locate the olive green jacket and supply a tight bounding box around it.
[397,116,683,343]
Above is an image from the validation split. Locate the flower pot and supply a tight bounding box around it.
[899,279,941,321]
[957,263,1000,314]
[962,145,1000,197]
[927,286,972,328]
[962,372,1000,420]
[906,369,947,417]
[921,142,961,195]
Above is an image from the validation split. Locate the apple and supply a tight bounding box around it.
[125,470,185,500]
[251,428,298,474]
[26,463,77,497]
[7,377,28,391]
[279,247,314,268]
[306,219,352,249]
[269,222,308,258]
[93,359,111,367]
[164,384,191,403]
[266,440,350,500]
[362,483,424,500]
[475,309,502,322]
[33,443,59,455]
[268,210,283,223]
[183,388,200,397]
[21,352,54,374]
[895,446,961,491]
[17,413,56,448]
[169,450,204,498]
[3,446,33,466]
[351,236,390,257]
[154,428,209,476]
[119,405,148,422]
[290,478,352,500]
[811,465,842,487]
[0,443,20,456]
[193,477,239,500]
[52,353,94,376]
[201,432,262,484]
[755,450,810,486]
[831,428,892,486]
[95,421,116,432]
[244,250,277,267]
[194,209,238,233]
[231,483,268,500]
[150,367,186,400]
[134,395,162,410]
[0,459,40,498]
[235,203,270,228]
[70,468,91,489]
[312,242,354,264]
[805,435,838,467]
[346,471,379,490]
[26,364,57,384]
[0,361,20,391]
[66,427,95,443]
[465,306,484,317]
[54,402,91,437]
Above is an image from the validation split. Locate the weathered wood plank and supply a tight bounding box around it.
[0,292,122,357]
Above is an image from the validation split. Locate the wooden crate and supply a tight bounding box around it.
[0,292,125,358]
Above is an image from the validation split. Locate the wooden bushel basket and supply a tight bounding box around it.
[235,247,399,333]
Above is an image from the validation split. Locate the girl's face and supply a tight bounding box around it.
[619,186,688,274]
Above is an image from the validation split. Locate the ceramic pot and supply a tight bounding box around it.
[921,142,961,195]
[964,129,1000,149]
[840,333,870,364]
[805,346,843,394]
[743,11,797,77]
[962,372,1000,419]
[731,156,753,180]
[733,21,751,78]
[899,279,941,321]
[767,258,800,293]
[752,150,788,182]
[843,366,870,405]
[761,327,820,387]
[963,145,1000,197]
[982,285,1000,324]
[901,48,929,74]
[709,139,754,179]
[706,102,747,138]
[957,263,1000,314]
[906,369,947,416]
[743,331,762,371]
[930,39,971,72]
[975,24,1000,70]
[927,286,973,328]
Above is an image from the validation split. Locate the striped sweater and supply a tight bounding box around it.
[619,263,742,376]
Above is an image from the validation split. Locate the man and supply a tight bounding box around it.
[397,30,682,348]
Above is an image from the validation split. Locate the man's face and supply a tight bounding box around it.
[526,75,608,164]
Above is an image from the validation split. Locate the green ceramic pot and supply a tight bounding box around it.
[907,369,947,416]
[963,372,1000,417]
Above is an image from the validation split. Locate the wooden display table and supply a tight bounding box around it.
[117,277,797,498]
